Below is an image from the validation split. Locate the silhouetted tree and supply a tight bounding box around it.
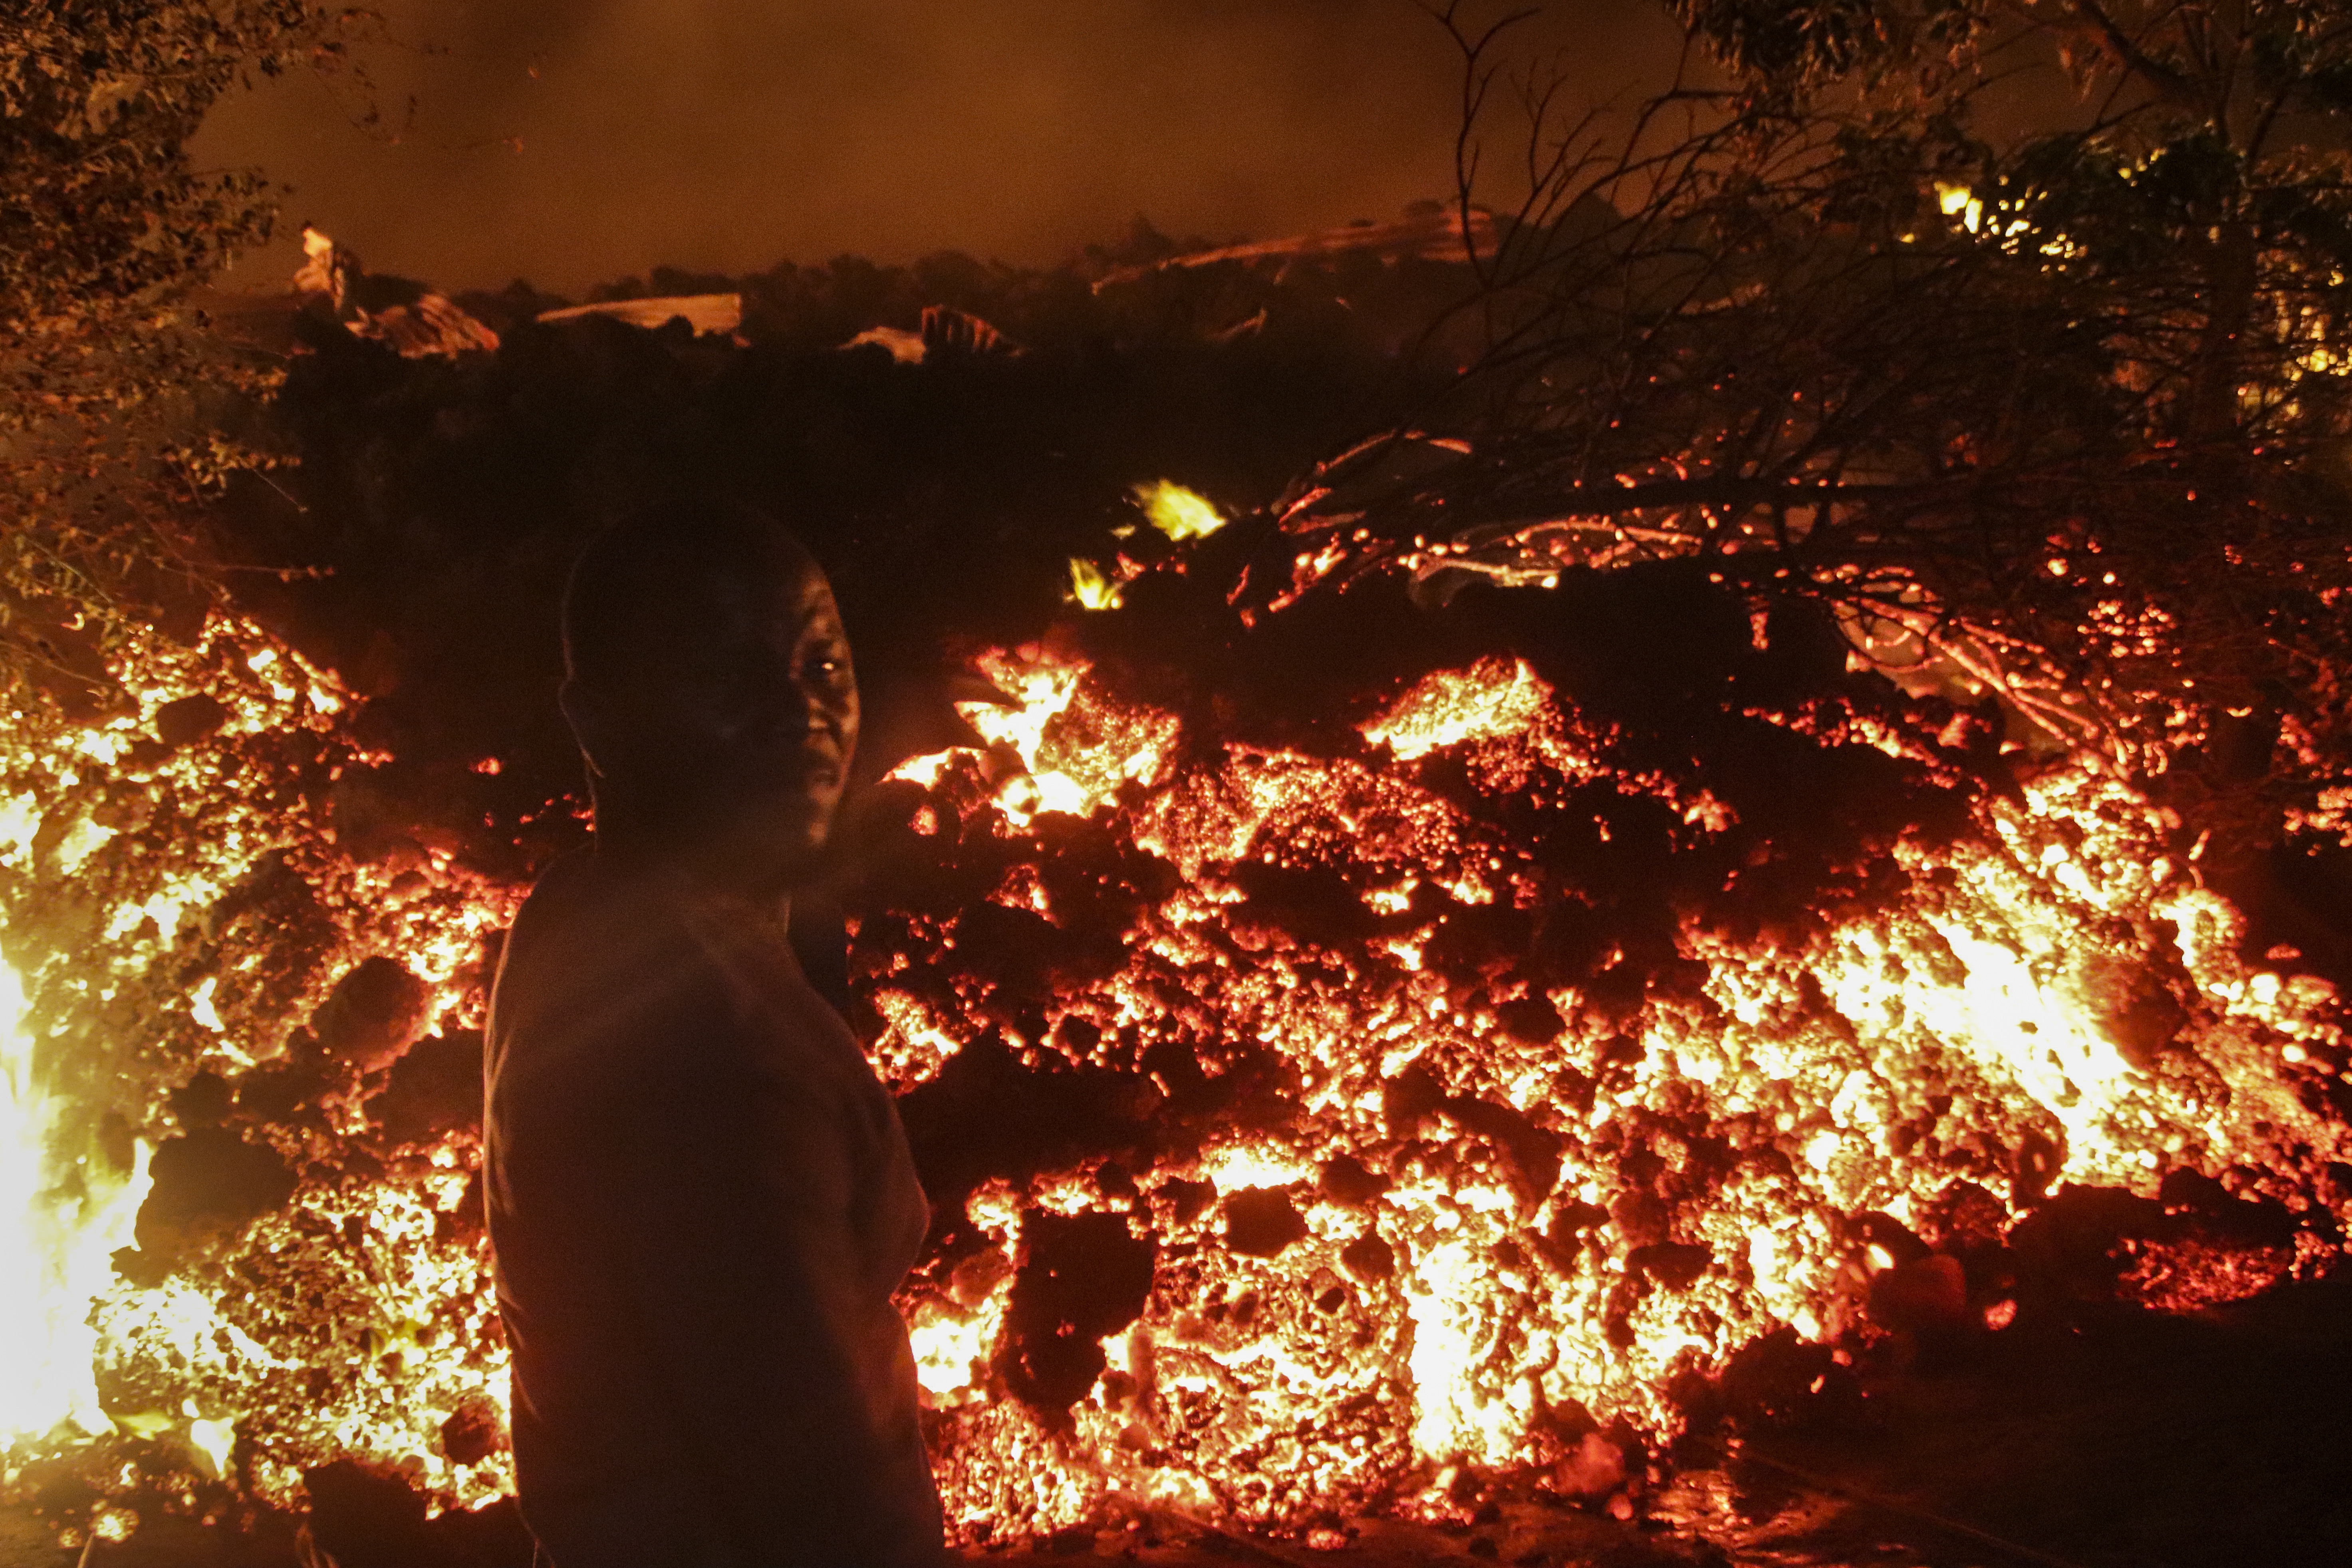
[0,2,364,705]
[1302,1,2352,943]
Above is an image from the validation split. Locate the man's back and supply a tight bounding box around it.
[484,849,944,1568]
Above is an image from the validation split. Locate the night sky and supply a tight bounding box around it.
[191,0,1687,293]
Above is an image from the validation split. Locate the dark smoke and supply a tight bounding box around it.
[191,0,1686,291]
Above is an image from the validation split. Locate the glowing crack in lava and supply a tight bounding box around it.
[0,591,2344,1552]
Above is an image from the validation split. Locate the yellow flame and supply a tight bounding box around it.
[0,950,153,1449]
[1068,557,1124,611]
[1133,479,1226,542]
[187,1415,236,1476]
[1363,657,1552,760]
[1936,181,1985,232]
[908,1296,1007,1406]
[959,653,1086,784]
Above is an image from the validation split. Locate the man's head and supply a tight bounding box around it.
[560,499,858,895]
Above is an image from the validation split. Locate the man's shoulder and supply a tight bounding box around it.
[490,850,722,1066]
[507,848,685,961]
[511,845,617,926]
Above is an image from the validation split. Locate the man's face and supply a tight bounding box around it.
[576,553,859,887]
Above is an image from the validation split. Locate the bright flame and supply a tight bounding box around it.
[0,951,153,1449]
[1133,479,1227,542]
[1068,557,1124,611]
[1364,657,1551,759]
[1936,181,1985,232]
[188,1415,236,1476]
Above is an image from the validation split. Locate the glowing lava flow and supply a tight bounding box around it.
[864,646,2349,1540]
[0,598,2344,1556]
[0,612,519,1543]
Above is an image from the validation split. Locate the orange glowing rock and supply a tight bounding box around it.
[2,563,2346,1554]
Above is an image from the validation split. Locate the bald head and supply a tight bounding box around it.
[558,499,858,895]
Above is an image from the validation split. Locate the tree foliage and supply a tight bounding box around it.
[1312,1,2352,910]
[0,2,361,709]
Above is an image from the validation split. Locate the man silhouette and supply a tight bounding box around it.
[484,499,946,1567]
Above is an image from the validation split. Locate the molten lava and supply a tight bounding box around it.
[0,550,2344,1553]
[863,643,2348,1540]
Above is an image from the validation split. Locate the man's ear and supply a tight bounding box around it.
[556,679,609,779]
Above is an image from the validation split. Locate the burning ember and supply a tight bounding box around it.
[0,504,2346,1554]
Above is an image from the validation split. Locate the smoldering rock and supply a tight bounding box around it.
[949,898,1127,1011]
[1628,1241,1713,1292]
[2074,949,2192,1070]
[895,1031,1162,1216]
[1496,993,1565,1044]
[1919,1177,2010,1264]
[421,1496,535,1568]
[367,1029,485,1146]
[1851,1210,1934,1268]
[1549,1429,1628,1500]
[1154,1177,1215,1226]
[232,1030,341,1128]
[1222,1185,1311,1258]
[1709,1327,1850,1432]
[153,693,230,750]
[1380,1062,1446,1140]
[435,1167,487,1248]
[133,1126,298,1269]
[1439,1093,1564,1210]
[436,1394,507,1467]
[165,1068,235,1129]
[1316,1154,1391,1207]
[1339,1232,1395,1282]
[1869,1254,1971,1335]
[1003,1209,1157,1419]
[2007,1183,2165,1312]
[312,956,434,1075]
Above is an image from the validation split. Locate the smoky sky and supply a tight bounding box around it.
[191,0,1688,293]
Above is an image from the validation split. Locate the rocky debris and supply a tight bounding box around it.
[1004,1210,1157,1419]
[294,227,500,359]
[535,293,743,335]
[130,1126,298,1271]
[310,958,434,1076]
[842,305,1022,364]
